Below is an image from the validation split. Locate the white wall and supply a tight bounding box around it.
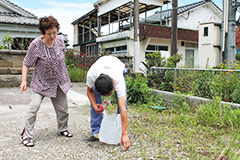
[169,3,222,30]
[177,41,186,67]
[198,23,221,68]
[139,0,163,6]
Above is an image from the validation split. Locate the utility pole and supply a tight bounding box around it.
[171,0,178,56]
[134,0,140,72]
[223,0,239,65]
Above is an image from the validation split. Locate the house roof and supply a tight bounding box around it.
[0,0,39,25]
[72,9,97,25]
[72,1,164,26]
[148,0,222,20]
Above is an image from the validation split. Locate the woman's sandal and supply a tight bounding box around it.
[22,137,34,147]
[58,130,73,137]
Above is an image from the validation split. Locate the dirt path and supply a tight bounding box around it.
[0,84,132,160]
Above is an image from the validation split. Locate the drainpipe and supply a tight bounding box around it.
[221,0,228,60]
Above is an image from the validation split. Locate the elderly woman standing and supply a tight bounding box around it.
[20,16,72,147]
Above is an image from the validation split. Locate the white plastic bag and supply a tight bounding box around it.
[99,110,122,145]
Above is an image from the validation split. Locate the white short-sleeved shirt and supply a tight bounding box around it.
[87,56,126,98]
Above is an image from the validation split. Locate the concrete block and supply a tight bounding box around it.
[154,90,240,110]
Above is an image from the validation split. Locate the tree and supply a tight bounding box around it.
[2,32,13,49]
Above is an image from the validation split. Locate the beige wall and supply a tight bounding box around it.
[198,23,221,68]
[73,24,78,45]
[103,39,127,48]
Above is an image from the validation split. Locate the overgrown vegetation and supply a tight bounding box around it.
[146,51,240,104]
[0,32,13,49]
[125,74,150,104]
[127,100,240,159]
[145,52,182,92]
[118,73,240,159]
[0,32,34,50]
[65,50,102,82]
[236,53,240,61]
[65,50,240,158]
[65,51,88,82]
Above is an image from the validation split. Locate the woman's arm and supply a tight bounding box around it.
[20,65,29,94]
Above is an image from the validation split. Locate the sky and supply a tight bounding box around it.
[11,0,222,47]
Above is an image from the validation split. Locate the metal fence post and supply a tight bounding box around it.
[174,68,177,92]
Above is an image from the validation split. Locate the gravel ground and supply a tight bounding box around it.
[0,83,143,160]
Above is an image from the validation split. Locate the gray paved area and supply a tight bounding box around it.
[0,83,127,159]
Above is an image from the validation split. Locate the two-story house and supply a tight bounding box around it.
[72,0,222,69]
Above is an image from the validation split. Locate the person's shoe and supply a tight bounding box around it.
[58,130,73,137]
[22,137,34,147]
[86,134,99,142]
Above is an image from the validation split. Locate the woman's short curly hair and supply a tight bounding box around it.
[38,16,60,35]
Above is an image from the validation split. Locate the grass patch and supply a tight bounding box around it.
[103,73,240,159]
[126,98,240,159]
[67,66,88,82]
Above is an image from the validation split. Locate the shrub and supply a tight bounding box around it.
[230,79,240,103]
[145,51,166,68]
[125,73,150,104]
[2,32,13,49]
[166,54,182,68]
[0,46,8,49]
[192,71,216,99]
[236,54,240,61]
[146,52,182,91]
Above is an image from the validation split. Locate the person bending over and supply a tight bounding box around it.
[86,55,130,151]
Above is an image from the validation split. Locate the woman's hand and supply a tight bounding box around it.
[20,81,27,94]
[20,65,29,94]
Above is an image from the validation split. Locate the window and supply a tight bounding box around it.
[181,41,185,46]
[204,27,208,37]
[116,46,122,51]
[86,44,97,55]
[146,45,168,51]
[116,45,127,51]
[146,45,155,50]
[186,43,198,48]
[106,47,114,52]
[145,45,168,58]
[105,45,127,54]
[11,37,34,50]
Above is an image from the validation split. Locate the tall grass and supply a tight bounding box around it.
[124,73,240,159]
[67,65,88,82]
